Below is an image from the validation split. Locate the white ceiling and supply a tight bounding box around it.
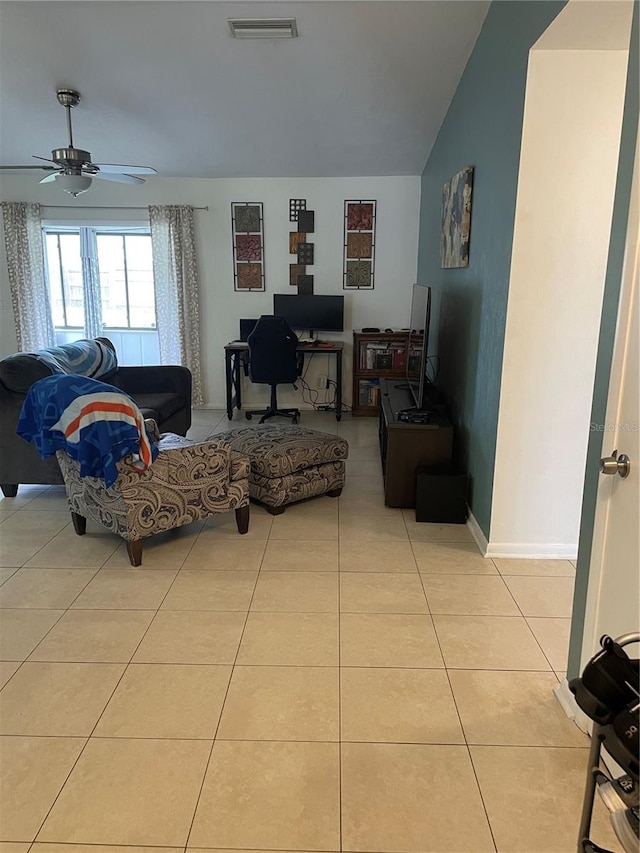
[0,1,488,179]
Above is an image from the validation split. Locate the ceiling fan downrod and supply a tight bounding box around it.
[56,88,81,150]
[51,89,92,169]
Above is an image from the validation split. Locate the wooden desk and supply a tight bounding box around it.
[224,341,344,421]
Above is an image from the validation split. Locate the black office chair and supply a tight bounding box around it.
[245,315,301,424]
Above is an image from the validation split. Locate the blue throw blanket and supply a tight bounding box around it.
[17,374,158,487]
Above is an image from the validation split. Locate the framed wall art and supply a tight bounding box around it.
[289,200,315,294]
[343,200,376,290]
[231,202,265,291]
[441,165,474,269]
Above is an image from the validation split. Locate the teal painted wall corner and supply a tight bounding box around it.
[416,0,566,539]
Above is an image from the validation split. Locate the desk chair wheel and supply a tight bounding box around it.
[245,413,253,420]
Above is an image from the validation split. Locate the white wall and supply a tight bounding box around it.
[0,174,420,409]
[489,45,629,557]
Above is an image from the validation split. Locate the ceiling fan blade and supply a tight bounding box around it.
[33,154,58,165]
[92,172,145,185]
[93,163,157,175]
[39,173,61,184]
[0,164,56,171]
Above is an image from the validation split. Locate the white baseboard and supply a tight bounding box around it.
[484,542,578,560]
[555,677,630,777]
[467,510,578,560]
[554,677,592,734]
[467,510,488,556]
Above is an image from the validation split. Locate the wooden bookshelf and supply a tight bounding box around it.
[352,331,409,416]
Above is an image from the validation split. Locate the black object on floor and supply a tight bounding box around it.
[415,467,469,524]
[603,702,640,780]
[574,633,640,853]
[570,634,639,725]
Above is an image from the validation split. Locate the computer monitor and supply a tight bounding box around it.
[239,318,258,341]
[273,294,344,336]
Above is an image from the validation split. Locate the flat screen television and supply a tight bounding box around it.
[405,283,432,410]
[273,294,344,336]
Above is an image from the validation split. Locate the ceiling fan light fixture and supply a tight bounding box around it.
[55,172,92,197]
[0,87,156,187]
[228,17,298,39]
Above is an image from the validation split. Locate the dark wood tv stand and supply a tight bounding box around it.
[378,378,454,508]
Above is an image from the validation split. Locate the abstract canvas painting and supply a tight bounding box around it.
[343,200,376,290]
[231,203,265,291]
[441,166,474,268]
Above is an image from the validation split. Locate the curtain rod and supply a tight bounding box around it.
[41,205,209,211]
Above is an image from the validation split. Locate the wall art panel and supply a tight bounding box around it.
[231,202,265,291]
[343,200,376,290]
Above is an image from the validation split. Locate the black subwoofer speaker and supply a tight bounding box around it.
[415,467,469,523]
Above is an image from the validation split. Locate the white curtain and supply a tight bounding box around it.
[1,201,55,352]
[79,227,103,340]
[149,204,203,406]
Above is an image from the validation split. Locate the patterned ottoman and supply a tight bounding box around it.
[212,424,348,514]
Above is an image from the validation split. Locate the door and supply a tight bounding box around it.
[580,134,639,667]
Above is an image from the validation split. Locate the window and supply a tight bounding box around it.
[96,233,156,329]
[43,225,159,365]
[45,231,84,328]
[44,227,156,331]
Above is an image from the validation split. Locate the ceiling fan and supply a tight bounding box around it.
[0,88,157,196]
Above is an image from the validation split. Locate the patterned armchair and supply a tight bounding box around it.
[57,427,250,566]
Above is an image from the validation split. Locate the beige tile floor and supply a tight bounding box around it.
[0,411,623,852]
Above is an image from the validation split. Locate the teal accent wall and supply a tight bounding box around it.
[416,1,565,538]
[567,4,639,679]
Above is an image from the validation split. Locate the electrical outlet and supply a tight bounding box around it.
[318,373,327,388]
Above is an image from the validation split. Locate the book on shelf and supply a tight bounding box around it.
[360,343,388,370]
[358,378,381,407]
[374,352,393,370]
[390,344,406,371]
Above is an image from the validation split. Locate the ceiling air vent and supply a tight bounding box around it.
[228,18,298,39]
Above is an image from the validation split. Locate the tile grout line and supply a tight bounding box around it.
[447,672,500,850]
[420,538,500,853]
[18,515,212,846]
[181,503,269,850]
[0,560,105,692]
[23,532,195,844]
[491,570,567,672]
[0,731,593,750]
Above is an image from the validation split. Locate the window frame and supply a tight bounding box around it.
[42,223,157,333]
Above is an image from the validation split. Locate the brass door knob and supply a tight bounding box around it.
[600,450,631,478]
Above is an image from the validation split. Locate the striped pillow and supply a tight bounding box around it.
[34,338,117,379]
